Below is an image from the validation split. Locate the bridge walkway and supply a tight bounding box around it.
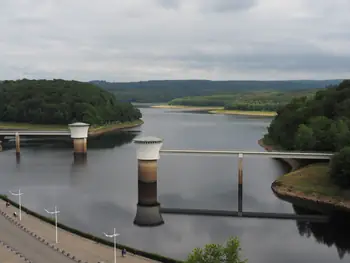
[2,204,158,263]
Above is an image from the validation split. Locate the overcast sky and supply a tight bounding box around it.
[0,0,349,81]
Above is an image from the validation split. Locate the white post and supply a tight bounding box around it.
[45,206,60,243]
[103,228,120,263]
[9,189,23,221]
[114,228,116,263]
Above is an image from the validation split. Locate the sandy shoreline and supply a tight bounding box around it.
[151,105,276,117]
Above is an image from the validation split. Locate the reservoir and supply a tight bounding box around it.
[0,107,349,262]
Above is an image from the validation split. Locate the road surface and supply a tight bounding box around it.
[2,205,159,262]
[0,214,76,263]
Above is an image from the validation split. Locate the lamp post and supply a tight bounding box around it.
[103,228,120,263]
[44,206,60,243]
[9,189,23,221]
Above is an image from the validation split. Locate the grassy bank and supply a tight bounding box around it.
[259,138,350,212]
[89,119,143,136]
[0,122,67,130]
[151,105,222,111]
[0,194,181,263]
[210,109,276,117]
[0,120,143,134]
[152,105,276,117]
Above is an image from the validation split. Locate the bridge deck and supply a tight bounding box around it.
[160,149,333,160]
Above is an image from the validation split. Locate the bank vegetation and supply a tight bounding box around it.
[264,80,350,211]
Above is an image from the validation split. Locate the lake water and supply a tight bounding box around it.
[0,107,349,263]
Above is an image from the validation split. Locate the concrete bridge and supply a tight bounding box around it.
[0,123,90,160]
[133,136,332,227]
[160,149,333,160]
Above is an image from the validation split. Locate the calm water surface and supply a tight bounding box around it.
[0,108,349,263]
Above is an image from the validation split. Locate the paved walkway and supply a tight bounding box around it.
[0,212,76,263]
[0,241,27,263]
[1,204,159,263]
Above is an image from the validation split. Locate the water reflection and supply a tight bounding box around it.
[294,205,350,259]
[3,131,138,151]
[88,132,138,149]
[134,180,164,227]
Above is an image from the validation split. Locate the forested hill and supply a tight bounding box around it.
[0,79,142,125]
[90,79,342,103]
[266,80,350,152]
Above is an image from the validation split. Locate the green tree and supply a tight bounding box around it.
[329,147,350,188]
[185,237,247,263]
[294,124,316,150]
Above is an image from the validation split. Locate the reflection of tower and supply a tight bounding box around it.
[133,137,164,227]
[70,155,88,186]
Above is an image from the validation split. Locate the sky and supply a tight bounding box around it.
[0,0,349,82]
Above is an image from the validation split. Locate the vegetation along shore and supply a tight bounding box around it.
[261,80,350,213]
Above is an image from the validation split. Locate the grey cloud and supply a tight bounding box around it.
[0,0,349,81]
[199,0,257,13]
[156,0,180,9]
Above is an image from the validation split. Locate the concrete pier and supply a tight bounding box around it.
[15,132,20,157]
[68,123,90,159]
[133,137,164,227]
[238,153,243,216]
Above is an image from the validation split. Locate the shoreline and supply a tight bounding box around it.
[0,194,181,263]
[0,120,143,136]
[151,105,276,117]
[258,138,350,213]
[88,119,143,137]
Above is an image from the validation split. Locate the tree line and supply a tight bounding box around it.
[91,79,341,103]
[168,90,318,112]
[265,80,350,188]
[0,79,142,125]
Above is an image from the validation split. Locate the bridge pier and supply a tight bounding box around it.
[133,137,164,227]
[68,122,90,160]
[238,153,243,216]
[15,132,20,157]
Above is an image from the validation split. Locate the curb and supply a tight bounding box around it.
[0,208,88,263]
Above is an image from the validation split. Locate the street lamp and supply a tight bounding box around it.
[44,206,60,243]
[103,228,120,263]
[9,189,23,221]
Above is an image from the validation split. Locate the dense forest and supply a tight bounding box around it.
[265,80,350,188]
[168,90,318,111]
[0,79,142,125]
[91,80,342,103]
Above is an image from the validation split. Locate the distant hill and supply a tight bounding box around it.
[90,79,343,103]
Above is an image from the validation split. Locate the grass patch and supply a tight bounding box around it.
[151,105,223,110]
[209,109,276,117]
[0,120,143,132]
[0,122,68,130]
[276,163,350,199]
[89,119,143,132]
